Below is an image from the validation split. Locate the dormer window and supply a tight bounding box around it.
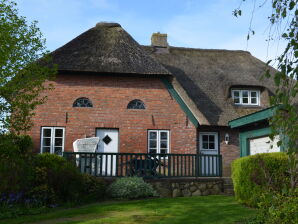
[232,90,260,106]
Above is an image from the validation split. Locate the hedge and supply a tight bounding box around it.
[231,152,289,207]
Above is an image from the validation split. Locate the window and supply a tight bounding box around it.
[127,99,145,109]
[199,132,218,152]
[73,97,93,107]
[41,127,65,155]
[232,90,260,105]
[148,130,169,154]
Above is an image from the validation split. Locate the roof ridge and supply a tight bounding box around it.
[142,45,251,54]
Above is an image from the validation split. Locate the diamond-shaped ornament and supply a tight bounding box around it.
[102,135,112,145]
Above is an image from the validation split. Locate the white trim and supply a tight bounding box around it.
[232,89,260,106]
[40,127,65,155]
[148,130,170,154]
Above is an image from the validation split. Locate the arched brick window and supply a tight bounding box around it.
[73,97,93,107]
[127,99,145,109]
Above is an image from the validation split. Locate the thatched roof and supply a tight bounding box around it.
[143,46,278,126]
[50,23,170,75]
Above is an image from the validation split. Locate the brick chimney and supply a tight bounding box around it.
[151,32,168,47]
[151,32,169,53]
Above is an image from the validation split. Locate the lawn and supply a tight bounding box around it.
[0,196,256,224]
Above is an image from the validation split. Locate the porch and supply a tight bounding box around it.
[63,152,223,178]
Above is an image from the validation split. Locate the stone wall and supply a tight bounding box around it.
[147,178,225,198]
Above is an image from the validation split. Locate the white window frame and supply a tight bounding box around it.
[199,132,219,153]
[148,130,170,154]
[232,90,260,106]
[40,127,65,155]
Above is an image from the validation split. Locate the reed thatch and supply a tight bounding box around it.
[143,46,278,126]
[50,22,170,75]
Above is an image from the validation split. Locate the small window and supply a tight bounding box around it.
[127,99,145,109]
[232,90,260,106]
[148,130,169,154]
[41,127,65,155]
[73,97,93,107]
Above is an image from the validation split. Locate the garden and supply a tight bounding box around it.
[0,134,297,224]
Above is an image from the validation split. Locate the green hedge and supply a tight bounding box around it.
[232,152,289,207]
[0,134,34,194]
[0,134,107,209]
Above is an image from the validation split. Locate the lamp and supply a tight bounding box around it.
[225,133,230,144]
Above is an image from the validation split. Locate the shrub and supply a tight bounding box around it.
[232,152,289,207]
[32,153,84,204]
[255,190,298,224]
[0,134,34,194]
[107,176,158,199]
[81,174,107,202]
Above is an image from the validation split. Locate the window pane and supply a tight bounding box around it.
[149,149,157,154]
[160,149,167,154]
[234,97,240,104]
[251,91,257,97]
[149,140,157,148]
[42,147,50,153]
[43,129,52,137]
[149,132,157,139]
[202,135,208,142]
[55,138,63,147]
[43,138,51,147]
[160,140,168,149]
[54,147,62,155]
[242,91,249,97]
[251,97,257,104]
[233,91,240,97]
[160,132,168,140]
[55,129,63,137]
[243,97,249,104]
[209,143,215,149]
[209,135,215,142]
[203,142,208,149]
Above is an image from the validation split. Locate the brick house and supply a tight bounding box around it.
[28,22,280,177]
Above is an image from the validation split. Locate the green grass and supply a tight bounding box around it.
[0,196,256,224]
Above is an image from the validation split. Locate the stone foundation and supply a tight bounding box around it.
[146,178,226,198]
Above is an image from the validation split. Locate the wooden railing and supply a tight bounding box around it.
[63,152,222,178]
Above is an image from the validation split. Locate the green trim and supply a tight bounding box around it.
[229,106,278,128]
[161,78,199,128]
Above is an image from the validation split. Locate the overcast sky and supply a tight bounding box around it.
[15,0,286,64]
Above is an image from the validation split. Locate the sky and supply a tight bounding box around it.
[15,0,286,64]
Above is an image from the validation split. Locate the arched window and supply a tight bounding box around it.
[73,97,93,107]
[127,99,145,109]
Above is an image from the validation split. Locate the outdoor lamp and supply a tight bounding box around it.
[225,133,230,144]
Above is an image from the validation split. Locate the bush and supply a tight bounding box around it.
[32,153,84,204]
[81,174,107,202]
[255,190,298,224]
[0,134,34,194]
[232,152,289,207]
[107,176,158,199]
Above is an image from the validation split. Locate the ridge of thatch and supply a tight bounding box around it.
[50,22,170,75]
[143,45,278,126]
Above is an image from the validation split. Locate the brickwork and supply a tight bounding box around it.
[28,74,197,155]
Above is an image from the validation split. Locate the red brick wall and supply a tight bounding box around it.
[28,74,197,154]
[198,126,239,177]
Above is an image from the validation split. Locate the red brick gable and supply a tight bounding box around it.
[28,74,197,154]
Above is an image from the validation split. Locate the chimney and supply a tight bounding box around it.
[151,32,169,53]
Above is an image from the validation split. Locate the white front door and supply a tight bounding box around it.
[96,129,119,176]
[199,132,219,176]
